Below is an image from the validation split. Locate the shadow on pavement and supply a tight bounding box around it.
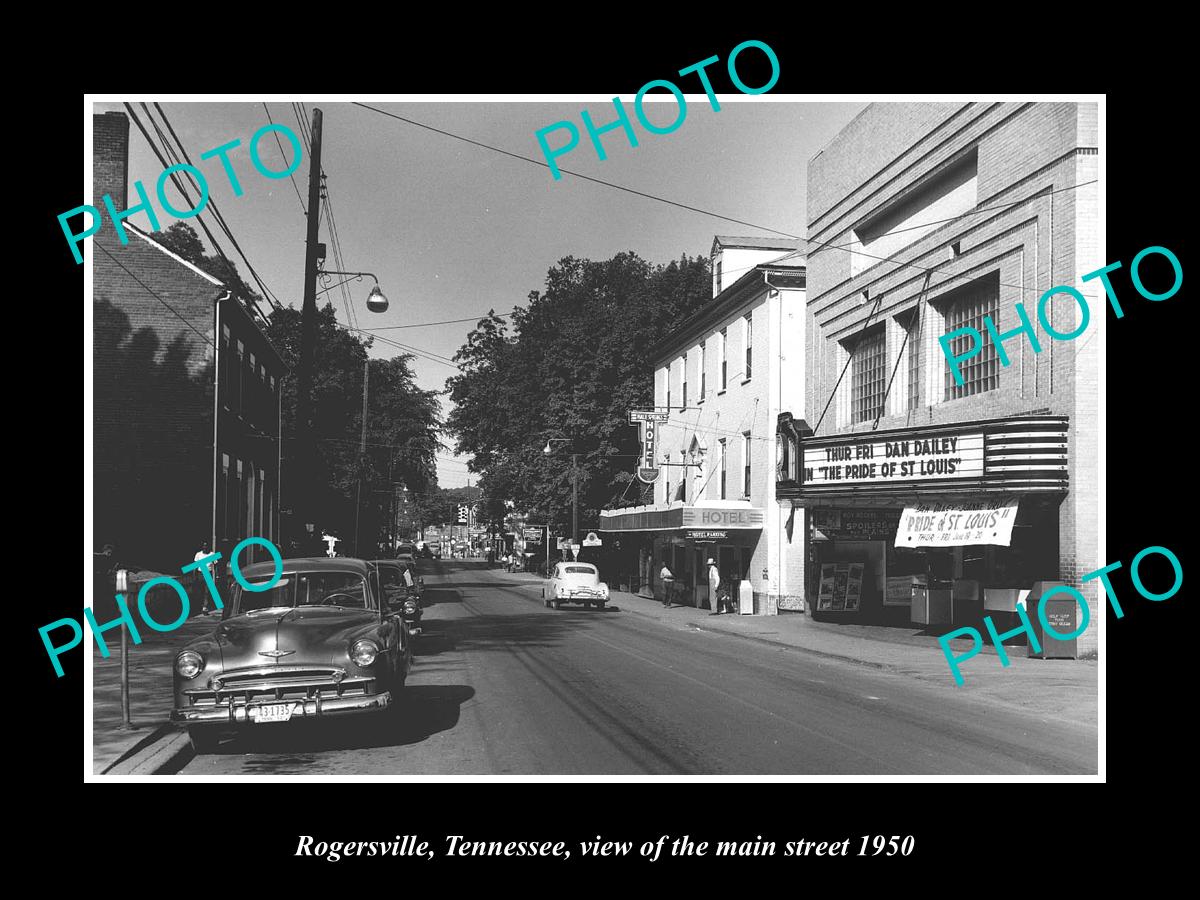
[199,685,477,763]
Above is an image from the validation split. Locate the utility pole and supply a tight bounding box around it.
[354,357,368,556]
[571,453,579,545]
[295,107,323,550]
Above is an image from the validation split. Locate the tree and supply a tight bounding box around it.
[266,303,443,551]
[446,251,711,535]
[154,222,267,313]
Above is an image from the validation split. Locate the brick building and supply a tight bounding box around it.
[778,102,1101,655]
[92,111,285,573]
[601,239,806,614]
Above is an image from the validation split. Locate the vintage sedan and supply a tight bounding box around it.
[542,561,609,609]
[170,557,412,751]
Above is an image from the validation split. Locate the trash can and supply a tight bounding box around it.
[1028,580,1078,659]
[738,580,753,615]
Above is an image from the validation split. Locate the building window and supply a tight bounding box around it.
[666,367,671,415]
[700,341,707,400]
[715,256,722,294]
[742,432,752,498]
[897,308,920,411]
[744,313,753,381]
[719,438,727,499]
[665,476,670,505]
[719,327,727,390]
[943,275,1000,401]
[850,325,887,424]
[681,355,687,409]
[220,325,232,411]
[235,340,245,415]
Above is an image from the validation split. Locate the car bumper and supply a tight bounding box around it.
[171,691,392,725]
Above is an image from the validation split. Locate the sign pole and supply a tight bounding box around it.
[116,568,130,728]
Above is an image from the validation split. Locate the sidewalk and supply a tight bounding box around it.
[92,612,219,774]
[505,571,1098,725]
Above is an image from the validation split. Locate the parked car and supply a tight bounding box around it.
[170,557,412,751]
[375,560,424,634]
[375,559,424,602]
[543,561,609,609]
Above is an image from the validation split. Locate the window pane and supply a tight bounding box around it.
[943,277,1000,401]
[851,326,887,424]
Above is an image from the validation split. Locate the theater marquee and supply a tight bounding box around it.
[803,433,985,486]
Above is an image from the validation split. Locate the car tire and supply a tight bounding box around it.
[189,727,221,754]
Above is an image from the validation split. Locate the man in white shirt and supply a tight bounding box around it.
[707,558,724,615]
[659,561,675,608]
[192,540,216,614]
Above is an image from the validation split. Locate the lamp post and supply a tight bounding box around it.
[543,438,578,545]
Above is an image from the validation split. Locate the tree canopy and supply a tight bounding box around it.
[446,251,711,535]
[267,303,443,549]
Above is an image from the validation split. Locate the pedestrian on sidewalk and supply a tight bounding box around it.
[192,540,216,615]
[659,560,676,608]
[707,558,724,615]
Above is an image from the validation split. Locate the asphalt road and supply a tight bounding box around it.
[180,559,1097,775]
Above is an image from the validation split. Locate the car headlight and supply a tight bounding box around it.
[175,650,204,679]
[351,639,379,667]
[403,598,418,614]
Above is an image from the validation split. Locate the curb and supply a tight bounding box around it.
[102,722,196,776]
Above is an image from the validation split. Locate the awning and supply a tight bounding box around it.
[600,505,764,533]
[894,496,1019,548]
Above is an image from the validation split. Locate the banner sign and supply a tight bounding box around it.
[803,433,984,486]
[684,529,728,543]
[523,527,544,541]
[894,496,1019,547]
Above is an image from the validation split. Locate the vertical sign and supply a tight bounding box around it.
[629,410,668,484]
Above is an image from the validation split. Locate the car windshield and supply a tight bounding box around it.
[234,572,370,613]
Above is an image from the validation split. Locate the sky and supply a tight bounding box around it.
[93,98,864,487]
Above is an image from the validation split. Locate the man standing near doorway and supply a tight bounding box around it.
[707,557,724,615]
[659,559,676,608]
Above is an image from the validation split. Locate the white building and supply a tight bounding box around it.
[600,238,806,613]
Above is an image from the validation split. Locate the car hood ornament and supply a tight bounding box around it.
[258,649,296,658]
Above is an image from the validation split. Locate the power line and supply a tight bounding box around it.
[369,311,515,331]
[351,102,1100,300]
[96,242,215,347]
[263,102,307,216]
[148,103,283,313]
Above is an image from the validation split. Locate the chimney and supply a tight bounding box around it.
[93,111,129,212]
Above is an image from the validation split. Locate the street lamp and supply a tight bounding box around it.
[316,269,389,313]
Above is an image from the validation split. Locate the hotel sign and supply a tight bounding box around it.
[680,508,764,528]
[630,409,668,484]
[803,433,984,486]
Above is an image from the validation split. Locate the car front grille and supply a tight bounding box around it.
[182,665,375,707]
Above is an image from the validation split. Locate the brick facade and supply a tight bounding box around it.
[803,102,1101,655]
[92,112,283,573]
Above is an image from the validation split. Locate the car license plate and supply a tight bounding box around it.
[252,702,296,723]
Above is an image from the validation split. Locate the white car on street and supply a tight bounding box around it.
[543,562,609,609]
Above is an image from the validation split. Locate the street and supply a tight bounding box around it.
[179,559,1097,775]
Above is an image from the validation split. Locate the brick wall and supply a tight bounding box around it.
[92,111,280,573]
[804,102,1101,655]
